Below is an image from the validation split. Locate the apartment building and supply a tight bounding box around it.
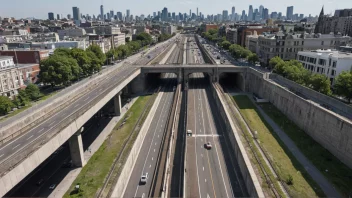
[257,32,351,65]
[0,56,24,97]
[297,49,352,85]
[57,28,86,39]
[226,28,237,44]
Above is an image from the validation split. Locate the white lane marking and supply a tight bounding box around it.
[152,157,154,161]
[203,167,204,171]
[0,154,4,158]
[38,128,44,133]
[154,149,155,152]
[73,104,80,108]
[205,179,207,183]
[83,96,90,102]
[48,121,55,127]
[155,143,157,145]
[12,144,21,150]
[158,135,159,138]
[26,135,34,140]
[149,165,151,168]
[201,154,203,157]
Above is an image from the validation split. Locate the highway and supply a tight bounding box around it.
[185,35,247,198]
[1,36,180,196]
[123,36,184,197]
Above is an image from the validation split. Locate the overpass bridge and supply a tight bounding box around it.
[0,62,250,196]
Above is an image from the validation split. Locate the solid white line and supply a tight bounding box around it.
[83,96,90,102]
[0,154,4,158]
[73,104,80,108]
[26,135,34,140]
[48,121,55,127]
[194,74,202,198]
[38,128,44,133]
[12,144,21,150]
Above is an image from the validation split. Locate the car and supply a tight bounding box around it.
[187,130,192,136]
[204,142,212,150]
[216,55,220,59]
[140,173,148,184]
[49,184,56,190]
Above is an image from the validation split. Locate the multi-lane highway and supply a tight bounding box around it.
[2,36,180,197]
[123,36,185,197]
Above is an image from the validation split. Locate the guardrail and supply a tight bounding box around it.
[0,67,139,176]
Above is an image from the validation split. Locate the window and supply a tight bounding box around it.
[331,70,336,76]
[329,59,332,66]
[332,61,336,68]
[317,67,320,72]
[321,41,324,45]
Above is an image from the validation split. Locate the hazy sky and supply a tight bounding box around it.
[0,0,350,19]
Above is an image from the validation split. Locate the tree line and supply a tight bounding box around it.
[270,56,352,103]
[201,29,259,64]
[0,84,42,115]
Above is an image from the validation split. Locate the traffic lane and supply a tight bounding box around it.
[134,79,175,197]
[123,76,175,198]
[0,68,135,165]
[200,83,234,198]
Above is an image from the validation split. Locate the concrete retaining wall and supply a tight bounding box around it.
[270,74,352,117]
[0,64,127,145]
[210,83,264,197]
[111,91,164,198]
[0,69,141,197]
[247,68,352,169]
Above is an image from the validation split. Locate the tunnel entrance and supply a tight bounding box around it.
[219,72,245,93]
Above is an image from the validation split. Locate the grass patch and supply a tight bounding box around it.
[233,95,325,197]
[0,105,33,121]
[259,103,352,197]
[64,95,154,198]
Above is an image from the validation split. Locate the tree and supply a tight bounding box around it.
[25,83,42,100]
[15,90,30,106]
[70,48,92,76]
[87,44,106,65]
[116,45,131,59]
[0,96,14,115]
[136,32,152,46]
[54,48,72,57]
[334,71,352,102]
[220,41,231,50]
[127,41,141,53]
[269,56,284,70]
[273,61,288,75]
[125,37,130,43]
[309,74,331,95]
[248,53,259,64]
[40,55,81,86]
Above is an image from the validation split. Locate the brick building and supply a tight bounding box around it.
[0,50,49,64]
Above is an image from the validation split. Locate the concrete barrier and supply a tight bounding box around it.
[210,82,265,198]
[247,68,352,169]
[0,63,128,146]
[0,69,141,197]
[111,90,164,198]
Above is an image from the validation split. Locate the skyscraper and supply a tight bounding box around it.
[197,7,198,17]
[48,12,54,20]
[263,8,269,20]
[259,5,264,17]
[153,12,156,18]
[117,12,122,20]
[286,6,294,20]
[57,14,60,20]
[248,5,253,21]
[232,6,235,21]
[189,10,191,17]
[100,5,104,21]
[110,10,114,19]
[241,10,246,21]
[222,10,228,21]
[162,7,168,21]
[72,7,81,21]
[67,14,71,19]
[126,9,130,18]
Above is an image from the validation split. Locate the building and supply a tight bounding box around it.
[93,26,121,35]
[48,12,54,20]
[72,6,81,25]
[246,31,260,55]
[0,50,49,64]
[226,29,237,44]
[57,14,61,20]
[100,5,104,21]
[134,24,147,34]
[222,10,229,21]
[161,25,176,35]
[263,8,269,20]
[297,49,352,85]
[257,32,351,65]
[286,6,294,20]
[57,28,87,39]
[248,5,253,21]
[236,25,280,47]
[232,7,236,21]
[315,7,352,37]
[0,56,24,97]
[201,24,218,32]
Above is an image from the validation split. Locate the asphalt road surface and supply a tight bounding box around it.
[123,73,177,198]
[1,37,178,196]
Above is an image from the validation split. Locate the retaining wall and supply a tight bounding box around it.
[210,82,264,197]
[246,68,352,169]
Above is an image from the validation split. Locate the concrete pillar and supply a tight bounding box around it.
[69,131,86,167]
[114,92,122,116]
[177,68,183,84]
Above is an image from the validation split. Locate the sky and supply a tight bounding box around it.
[0,0,350,19]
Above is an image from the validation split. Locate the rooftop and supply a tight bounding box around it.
[0,56,13,61]
[299,49,352,58]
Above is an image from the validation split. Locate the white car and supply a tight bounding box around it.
[140,173,148,184]
[49,184,56,190]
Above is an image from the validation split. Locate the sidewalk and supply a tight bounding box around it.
[246,95,342,198]
[48,97,139,198]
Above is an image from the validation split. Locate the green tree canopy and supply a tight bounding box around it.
[40,55,81,86]
[136,32,153,46]
[25,83,42,101]
[70,48,92,75]
[220,41,231,50]
[14,89,30,107]
[87,44,106,65]
[334,71,352,102]
[0,96,14,115]
[308,74,331,95]
[248,53,259,64]
[54,48,72,57]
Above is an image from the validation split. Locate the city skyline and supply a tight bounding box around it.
[0,0,349,19]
